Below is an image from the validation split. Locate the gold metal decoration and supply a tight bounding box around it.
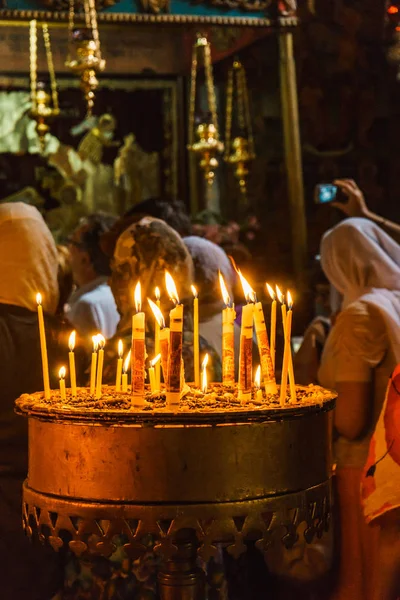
[187,35,224,186]
[224,59,255,196]
[140,0,170,13]
[65,0,105,115]
[29,20,60,152]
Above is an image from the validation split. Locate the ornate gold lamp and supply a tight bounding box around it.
[187,35,224,186]
[224,60,255,196]
[65,0,105,115]
[29,20,60,153]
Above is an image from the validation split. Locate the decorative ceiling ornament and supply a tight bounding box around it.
[40,0,119,9]
[29,19,60,153]
[65,0,105,115]
[191,0,272,11]
[224,59,255,198]
[187,35,224,187]
[140,0,170,14]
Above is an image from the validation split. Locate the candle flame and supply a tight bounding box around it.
[276,285,285,304]
[123,350,131,374]
[59,366,66,380]
[201,353,209,394]
[150,353,161,368]
[97,334,105,350]
[148,298,165,329]
[165,271,179,305]
[266,283,276,301]
[219,272,231,306]
[238,270,256,304]
[118,339,123,358]
[287,290,293,310]
[92,335,99,352]
[68,330,76,352]
[191,284,198,298]
[36,292,42,305]
[155,287,160,301]
[254,365,261,389]
[134,281,142,313]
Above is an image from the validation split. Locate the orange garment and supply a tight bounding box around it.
[330,467,379,600]
[362,364,400,524]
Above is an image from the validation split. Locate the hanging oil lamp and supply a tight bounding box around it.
[65,0,105,115]
[29,20,60,153]
[224,60,256,196]
[187,35,224,186]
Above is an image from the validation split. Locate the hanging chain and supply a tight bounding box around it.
[42,23,59,111]
[188,40,198,147]
[29,20,37,109]
[236,63,245,133]
[224,66,233,160]
[240,66,255,155]
[203,40,219,137]
[66,0,75,64]
[83,0,91,30]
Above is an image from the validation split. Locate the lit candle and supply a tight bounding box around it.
[148,298,170,388]
[254,365,263,403]
[68,330,77,398]
[149,353,161,393]
[280,292,295,405]
[115,339,123,392]
[132,281,146,408]
[95,335,105,399]
[154,287,161,390]
[237,271,255,403]
[266,283,277,372]
[36,293,50,400]
[59,366,66,401]
[165,271,183,410]
[219,272,236,386]
[249,281,277,395]
[191,285,200,387]
[201,353,209,394]
[90,335,99,396]
[122,350,131,393]
[276,286,296,402]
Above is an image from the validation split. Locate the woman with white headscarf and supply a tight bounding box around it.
[0,202,64,599]
[318,217,400,600]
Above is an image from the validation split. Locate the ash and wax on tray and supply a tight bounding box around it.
[16,383,335,416]
[33,270,304,413]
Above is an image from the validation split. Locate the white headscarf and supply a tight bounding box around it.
[0,202,59,315]
[320,218,400,361]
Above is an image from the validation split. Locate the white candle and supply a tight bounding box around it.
[122,350,131,393]
[266,283,277,372]
[155,287,161,390]
[254,365,263,403]
[95,335,105,399]
[148,298,169,387]
[201,353,209,394]
[237,271,255,403]
[68,330,77,397]
[165,271,183,410]
[132,282,145,407]
[115,339,123,392]
[149,353,161,393]
[36,293,50,400]
[59,366,66,401]
[191,285,200,387]
[90,335,99,396]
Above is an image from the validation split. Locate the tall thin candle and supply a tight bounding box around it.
[154,287,161,390]
[59,366,66,401]
[36,293,50,400]
[149,353,161,393]
[276,286,296,401]
[95,335,105,399]
[122,350,131,393]
[90,335,99,395]
[191,285,200,387]
[132,281,145,407]
[165,271,183,410]
[148,298,169,387]
[201,353,209,394]
[115,339,123,392]
[237,271,254,403]
[266,283,277,372]
[219,272,236,386]
[68,330,77,397]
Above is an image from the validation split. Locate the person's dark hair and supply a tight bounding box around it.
[78,213,118,276]
[125,197,192,237]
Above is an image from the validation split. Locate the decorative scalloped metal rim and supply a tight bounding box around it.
[0,9,298,27]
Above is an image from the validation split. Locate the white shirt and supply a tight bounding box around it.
[66,276,119,340]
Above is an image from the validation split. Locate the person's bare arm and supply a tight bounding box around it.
[333,179,400,243]
[334,381,372,440]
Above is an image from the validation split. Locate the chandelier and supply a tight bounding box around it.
[29,20,60,153]
[187,35,224,187]
[65,0,105,115]
[224,59,255,197]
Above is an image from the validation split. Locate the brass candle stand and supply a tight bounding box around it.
[17,388,335,600]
